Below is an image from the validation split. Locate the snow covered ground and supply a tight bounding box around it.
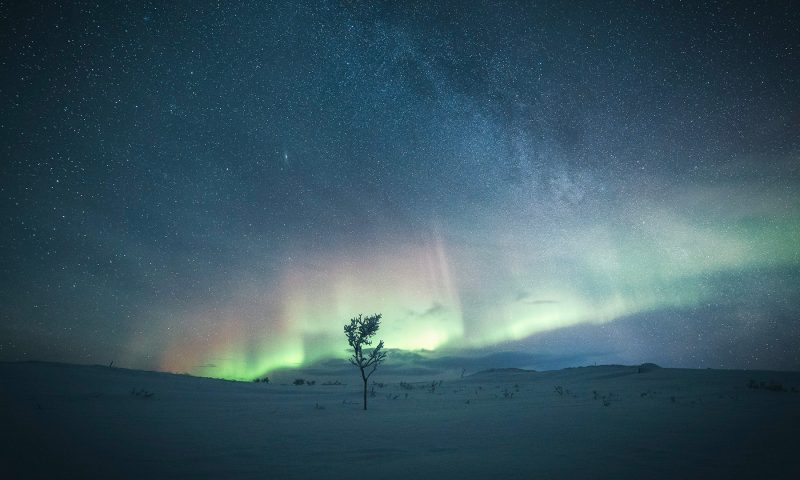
[2,361,799,479]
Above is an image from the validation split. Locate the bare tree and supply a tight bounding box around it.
[344,313,387,410]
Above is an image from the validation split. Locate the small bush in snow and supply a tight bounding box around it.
[293,378,305,386]
[130,388,154,398]
[428,380,442,393]
[749,379,787,392]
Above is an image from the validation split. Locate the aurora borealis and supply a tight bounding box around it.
[2,1,799,380]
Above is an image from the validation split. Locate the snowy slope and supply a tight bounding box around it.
[2,361,799,479]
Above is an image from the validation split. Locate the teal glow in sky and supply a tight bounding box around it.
[153,179,799,379]
[2,1,798,378]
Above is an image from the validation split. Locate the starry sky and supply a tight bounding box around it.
[2,1,799,379]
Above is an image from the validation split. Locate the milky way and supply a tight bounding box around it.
[2,1,798,379]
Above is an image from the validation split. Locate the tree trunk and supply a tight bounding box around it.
[363,378,368,410]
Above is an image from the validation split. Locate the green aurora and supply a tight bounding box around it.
[157,182,799,380]
[4,1,799,380]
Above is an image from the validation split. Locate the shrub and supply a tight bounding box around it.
[749,379,787,392]
[130,388,154,399]
[293,378,305,386]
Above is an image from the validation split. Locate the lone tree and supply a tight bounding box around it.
[344,313,387,410]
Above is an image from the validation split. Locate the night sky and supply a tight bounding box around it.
[2,1,798,379]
